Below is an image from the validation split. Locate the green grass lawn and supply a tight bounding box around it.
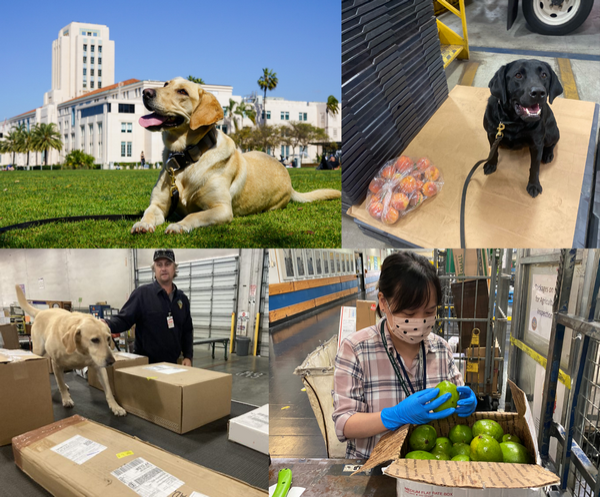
[0,169,341,248]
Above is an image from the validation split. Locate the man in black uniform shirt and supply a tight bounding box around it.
[106,249,193,366]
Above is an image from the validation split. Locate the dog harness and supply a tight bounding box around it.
[166,126,218,218]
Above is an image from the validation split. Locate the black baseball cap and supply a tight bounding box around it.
[153,249,175,263]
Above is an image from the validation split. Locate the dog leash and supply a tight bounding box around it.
[459,122,512,248]
[0,214,144,235]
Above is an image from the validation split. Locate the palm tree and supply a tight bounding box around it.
[224,99,238,133]
[257,68,278,126]
[0,128,21,166]
[64,149,94,169]
[326,96,339,116]
[32,123,63,170]
[12,124,32,170]
[234,101,256,127]
[188,76,205,84]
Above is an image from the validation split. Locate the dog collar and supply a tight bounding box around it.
[166,126,218,172]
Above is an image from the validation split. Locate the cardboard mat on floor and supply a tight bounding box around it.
[347,85,597,247]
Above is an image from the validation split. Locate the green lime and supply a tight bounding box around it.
[434,381,459,412]
[409,425,438,452]
[499,442,532,464]
[405,450,435,460]
[431,448,451,460]
[472,419,504,443]
[450,443,471,458]
[451,455,470,461]
[470,434,503,462]
[502,434,522,444]
[449,424,473,444]
[433,437,452,456]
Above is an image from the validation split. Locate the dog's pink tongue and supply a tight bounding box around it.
[139,113,166,128]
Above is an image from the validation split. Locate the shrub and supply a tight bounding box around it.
[63,150,95,170]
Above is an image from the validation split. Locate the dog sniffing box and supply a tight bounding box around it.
[115,362,232,433]
[0,349,53,446]
[356,381,559,496]
[228,404,269,454]
[12,415,267,496]
[87,351,149,399]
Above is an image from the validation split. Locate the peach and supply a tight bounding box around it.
[422,181,438,197]
[382,207,399,225]
[409,192,424,207]
[381,165,395,179]
[424,166,440,181]
[368,200,384,219]
[369,178,386,195]
[395,155,414,174]
[416,157,431,171]
[399,176,418,195]
[391,192,409,211]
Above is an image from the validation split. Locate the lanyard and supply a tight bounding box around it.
[380,319,427,398]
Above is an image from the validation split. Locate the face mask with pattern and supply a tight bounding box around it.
[383,298,436,344]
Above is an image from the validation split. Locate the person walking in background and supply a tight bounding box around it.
[141,151,147,169]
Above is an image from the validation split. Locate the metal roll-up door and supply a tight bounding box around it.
[135,255,239,340]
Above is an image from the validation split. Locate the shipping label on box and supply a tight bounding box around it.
[0,349,54,446]
[115,362,232,434]
[12,415,267,496]
[338,306,356,349]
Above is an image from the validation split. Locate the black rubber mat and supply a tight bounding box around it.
[0,372,268,495]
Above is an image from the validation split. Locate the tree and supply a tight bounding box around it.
[224,99,239,133]
[234,101,256,126]
[257,68,278,126]
[250,125,281,155]
[187,75,205,85]
[14,124,35,170]
[0,128,21,166]
[287,122,317,164]
[63,149,95,169]
[229,126,254,152]
[31,123,63,169]
[326,95,339,116]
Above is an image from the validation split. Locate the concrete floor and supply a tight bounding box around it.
[342,0,600,248]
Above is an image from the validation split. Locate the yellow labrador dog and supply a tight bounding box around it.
[132,77,341,234]
[16,285,126,416]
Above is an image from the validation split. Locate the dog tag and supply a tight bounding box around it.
[167,315,174,329]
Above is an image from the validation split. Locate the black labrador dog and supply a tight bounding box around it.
[483,59,563,198]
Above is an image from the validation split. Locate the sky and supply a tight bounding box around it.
[0,0,341,120]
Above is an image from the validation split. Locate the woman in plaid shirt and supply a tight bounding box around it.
[333,251,477,459]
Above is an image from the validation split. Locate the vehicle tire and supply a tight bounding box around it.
[522,0,594,35]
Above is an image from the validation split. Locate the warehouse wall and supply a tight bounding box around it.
[135,249,240,267]
[0,249,134,309]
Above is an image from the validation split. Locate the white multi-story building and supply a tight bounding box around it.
[0,22,340,168]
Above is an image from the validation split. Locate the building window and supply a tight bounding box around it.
[223,107,228,117]
[98,69,102,77]
[121,142,126,157]
[121,122,126,133]
[127,123,132,133]
[83,44,87,51]
[98,123,102,159]
[127,142,132,157]
[83,82,87,88]
[71,108,75,126]
[222,125,228,134]
[281,145,290,157]
[83,68,87,76]
[98,82,102,89]
[98,57,102,65]
[91,69,94,76]
[90,81,94,89]
[99,46,102,53]
[81,126,85,148]
[118,104,135,113]
[89,124,94,154]
[91,57,94,64]
[281,111,289,120]
[83,56,87,63]
[91,45,95,52]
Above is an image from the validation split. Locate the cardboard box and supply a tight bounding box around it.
[466,342,501,395]
[356,300,378,332]
[0,324,20,349]
[228,404,269,454]
[338,306,357,348]
[87,351,149,400]
[0,349,54,446]
[347,85,597,248]
[12,415,267,496]
[356,381,559,494]
[115,362,232,434]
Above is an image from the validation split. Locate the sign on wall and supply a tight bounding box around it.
[528,273,557,341]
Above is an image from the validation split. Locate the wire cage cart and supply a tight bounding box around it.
[434,249,513,408]
[509,249,600,497]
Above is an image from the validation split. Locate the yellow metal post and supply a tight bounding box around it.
[229,312,235,354]
[253,313,261,356]
[436,0,469,68]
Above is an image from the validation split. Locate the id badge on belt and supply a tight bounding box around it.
[167,313,175,329]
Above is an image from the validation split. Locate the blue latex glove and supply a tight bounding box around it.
[456,386,477,417]
[380,388,456,431]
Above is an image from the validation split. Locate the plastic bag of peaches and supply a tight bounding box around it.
[366,155,443,225]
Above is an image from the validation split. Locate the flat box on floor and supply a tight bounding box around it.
[87,351,148,399]
[356,381,559,496]
[228,404,269,454]
[0,324,20,349]
[0,349,53,446]
[12,415,266,496]
[115,362,232,434]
